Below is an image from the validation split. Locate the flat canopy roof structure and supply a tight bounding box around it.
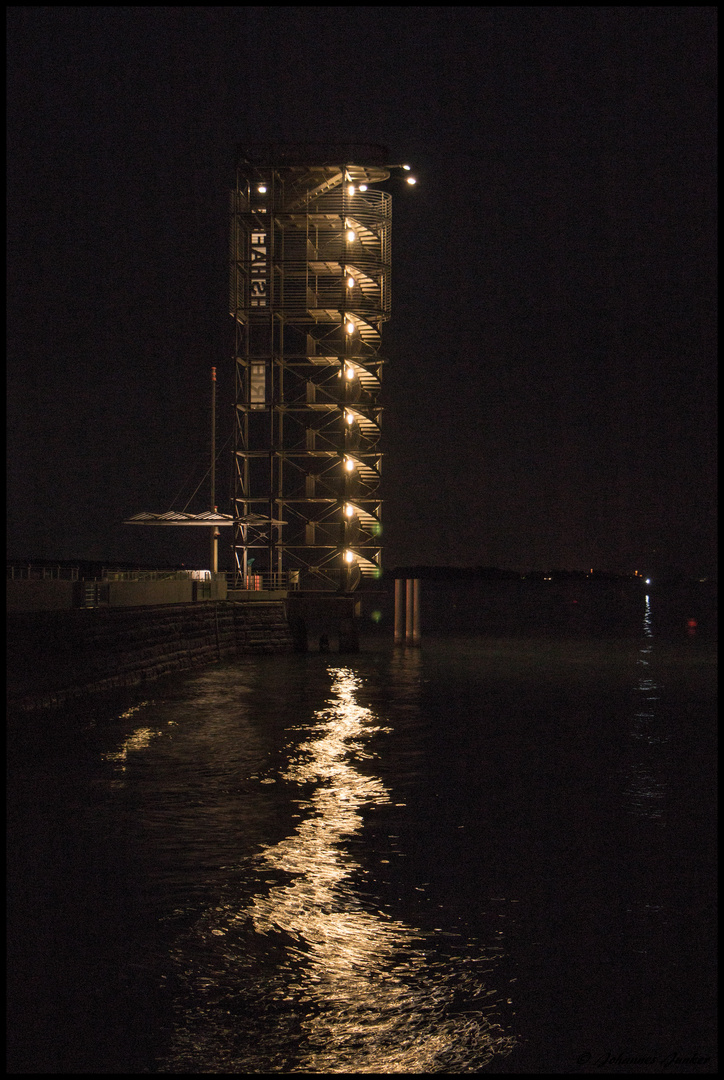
[124,511,234,526]
[124,512,287,526]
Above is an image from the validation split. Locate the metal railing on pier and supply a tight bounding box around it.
[227,571,296,592]
[7,565,226,585]
[226,568,358,592]
[101,569,195,582]
[7,565,79,581]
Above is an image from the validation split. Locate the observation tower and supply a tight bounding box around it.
[230,143,411,592]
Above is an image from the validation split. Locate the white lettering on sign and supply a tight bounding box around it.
[250,362,265,409]
[250,229,267,307]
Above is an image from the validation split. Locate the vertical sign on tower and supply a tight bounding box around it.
[250,229,268,308]
[250,222,268,407]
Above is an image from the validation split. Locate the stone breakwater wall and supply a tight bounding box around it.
[7,601,293,713]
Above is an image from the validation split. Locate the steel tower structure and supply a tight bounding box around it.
[230,144,393,591]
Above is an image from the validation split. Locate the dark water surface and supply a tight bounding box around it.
[8,596,717,1073]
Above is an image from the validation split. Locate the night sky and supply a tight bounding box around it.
[7,7,717,576]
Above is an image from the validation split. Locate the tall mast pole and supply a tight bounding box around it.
[210,366,218,574]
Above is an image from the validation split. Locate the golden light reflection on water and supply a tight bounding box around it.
[623,596,668,820]
[165,666,514,1073]
[101,703,161,787]
[103,726,158,765]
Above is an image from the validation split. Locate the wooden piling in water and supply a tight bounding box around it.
[394,579,405,644]
[395,577,421,646]
[405,579,415,644]
[412,577,421,646]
